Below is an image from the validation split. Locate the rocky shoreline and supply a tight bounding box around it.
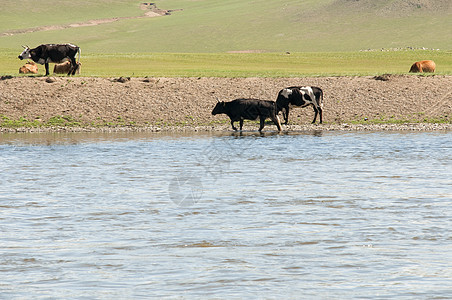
[1,123,451,134]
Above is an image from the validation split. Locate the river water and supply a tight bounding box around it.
[0,130,451,299]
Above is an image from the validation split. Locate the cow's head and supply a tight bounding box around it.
[18,45,31,60]
[211,101,226,115]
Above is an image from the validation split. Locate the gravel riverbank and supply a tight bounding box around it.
[1,75,451,132]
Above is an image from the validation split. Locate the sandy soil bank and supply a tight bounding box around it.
[0,75,451,132]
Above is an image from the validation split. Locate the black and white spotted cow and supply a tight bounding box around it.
[18,44,81,76]
[276,86,323,124]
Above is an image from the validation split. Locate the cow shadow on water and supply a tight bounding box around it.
[228,130,280,138]
[224,129,324,138]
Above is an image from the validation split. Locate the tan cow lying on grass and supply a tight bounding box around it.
[53,61,81,74]
[409,60,435,73]
[19,60,38,74]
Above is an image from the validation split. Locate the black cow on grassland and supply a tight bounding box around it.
[276,86,323,124]
[18,44,81,76]
[212,98,282,132]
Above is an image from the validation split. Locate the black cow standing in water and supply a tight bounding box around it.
[212,98,282,132]
[18,44,81,76]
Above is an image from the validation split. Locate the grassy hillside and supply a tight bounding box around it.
[0,1,140,31]
[0,0,451,53]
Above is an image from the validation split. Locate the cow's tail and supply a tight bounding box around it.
[77,47,81,64]
[319,88,324,109]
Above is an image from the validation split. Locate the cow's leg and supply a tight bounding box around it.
[240,119,244,131]
[69,57,77,75]
[281,108,287,124]
[318,106,323,124]
[45,63,50,76]
[230,120,238,131]
[272,115,282,131]
[284,107,290,124]
[258,116,265,131]
[312,106,319,124]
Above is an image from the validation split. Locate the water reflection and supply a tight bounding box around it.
[0,129,328,145]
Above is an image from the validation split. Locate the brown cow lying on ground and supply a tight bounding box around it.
[409,60,435,73]
[53,61,81,74]
[19,60,38,74]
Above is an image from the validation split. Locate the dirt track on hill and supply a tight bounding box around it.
[0,3,178,37]
[0,75,451,131]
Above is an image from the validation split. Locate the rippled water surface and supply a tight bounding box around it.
[1,130,451,299]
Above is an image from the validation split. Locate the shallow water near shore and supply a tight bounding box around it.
[1,130,451,299]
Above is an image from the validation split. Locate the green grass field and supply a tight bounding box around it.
[2,50,451,77]
[1,0,451,77]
